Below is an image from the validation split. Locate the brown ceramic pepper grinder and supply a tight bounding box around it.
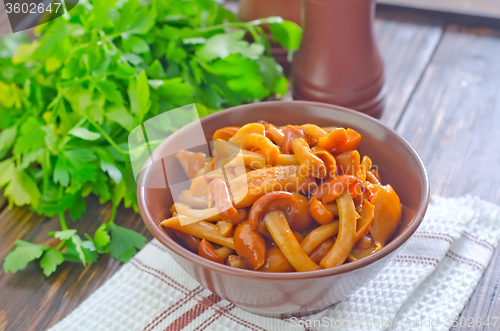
[292,0,385,118]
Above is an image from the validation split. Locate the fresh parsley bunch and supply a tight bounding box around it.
[0,0,302,276]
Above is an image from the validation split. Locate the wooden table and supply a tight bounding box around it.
[1,5,500,331]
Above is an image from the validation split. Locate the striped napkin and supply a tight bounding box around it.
[49,196,500,331]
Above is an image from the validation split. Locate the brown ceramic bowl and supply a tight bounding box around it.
[137,101,429,318]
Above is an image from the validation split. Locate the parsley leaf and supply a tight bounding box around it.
[94,224,111,253]
[69,194,87,221]
[105,106,135,131]
[0,0,301,277]
[196,30,265,62]
[127,71,151,121]
[270,21,303,51]
[48,229,78,240]
[53,149,97,186]
[109,223,146,262]
[4,240,46,274]
[0,126,17,158]
[122,35,150,54]
[95,81,123,104]
[0,158,15,186]
[65,234,87,265]
[95,148,123,184]
[39,249,65,277]
[12,117,46,155]
[69,127,101,141]
[37,189,77,218]
[5,169,41,208]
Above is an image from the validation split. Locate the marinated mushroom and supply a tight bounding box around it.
[161,121,402,273]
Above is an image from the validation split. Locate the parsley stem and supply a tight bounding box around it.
[57,98,73,130]
[55,241,65,251]
[106,202,118,226]
[59,212,68,231]
[248,26,260,45]
[47,95,62,123]
[42,150,50,194]
[99,32,132,68]
[14,109,31,127]
[87,118,130,155]
[73,117,87,129]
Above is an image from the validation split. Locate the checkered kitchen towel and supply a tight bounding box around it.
[50,196,500,331]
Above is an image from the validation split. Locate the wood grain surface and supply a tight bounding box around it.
[396,25,500,330]
[0,198,153,331]
[1,4,500,331]
[397,25,500,202]
[375,11,444,127]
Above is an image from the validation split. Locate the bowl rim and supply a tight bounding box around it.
[138,100,430,280]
